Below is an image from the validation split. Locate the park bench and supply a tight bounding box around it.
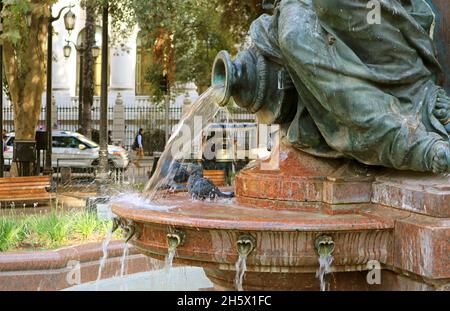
[0,176,54,208]
[203,170,226,187]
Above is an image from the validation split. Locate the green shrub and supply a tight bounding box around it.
[26,212,69,248]
[69,211,101,240]
[1,209,120,252]
[0,218,24,251]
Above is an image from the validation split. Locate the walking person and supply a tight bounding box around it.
[108,130,113,145]
[132,128,145,168]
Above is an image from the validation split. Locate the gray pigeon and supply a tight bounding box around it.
[186,165,235,200]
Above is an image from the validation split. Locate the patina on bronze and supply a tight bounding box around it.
[212,0,450,174]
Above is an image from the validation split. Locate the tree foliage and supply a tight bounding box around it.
[79,0,137,45]
[1,0,54,137]
[1,0,54,176]
[132,0,264,95]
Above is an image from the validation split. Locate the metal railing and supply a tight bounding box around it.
[2,105,256,150]
[53,156,155,191]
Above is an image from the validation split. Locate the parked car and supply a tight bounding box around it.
[3,131,130,170]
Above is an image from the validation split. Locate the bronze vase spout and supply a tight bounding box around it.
[211,48,297,124]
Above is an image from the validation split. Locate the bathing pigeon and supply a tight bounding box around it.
[187,165,235,200]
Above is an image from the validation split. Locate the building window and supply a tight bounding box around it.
[136,32,154,96]
[76,26,109,96]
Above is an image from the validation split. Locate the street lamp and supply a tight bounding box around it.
[63,9,76,34]
[92,44,101,59]
[63,42,72,58]
[44,4,76,175]
[63,40,100,130]
[63,40,100,59]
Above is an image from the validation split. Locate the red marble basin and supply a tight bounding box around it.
[112,194,393,274]
[111,147,449,290]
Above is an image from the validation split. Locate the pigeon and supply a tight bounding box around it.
[186,165,235,200]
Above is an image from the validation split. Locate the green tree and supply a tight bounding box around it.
[1,0,54,176]
[133,0,263,97]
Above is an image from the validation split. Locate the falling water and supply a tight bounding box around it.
[316,253,334,291]
[164,248,176,271]
[96,229,113,285]
[120,243,130,278]
[92,85,226,289]
[235,254,248,291]
[144,85,224,200]
[118,243,130,291]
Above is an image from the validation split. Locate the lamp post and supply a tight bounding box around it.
[63,40,100,128]
[97,2,109,182]
[44,5,76,175]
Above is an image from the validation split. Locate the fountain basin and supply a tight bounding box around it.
[113,197,393,275]
[112,146,450,291]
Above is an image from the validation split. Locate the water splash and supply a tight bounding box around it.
[235,254,247,291]
[316,252,334,291]
[111,192,177,211]
[96,229,113,288]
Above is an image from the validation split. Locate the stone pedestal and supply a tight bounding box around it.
[51,96,58,129]
[112,93,125,146]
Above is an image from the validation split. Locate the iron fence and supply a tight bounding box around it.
[2,105,256,150]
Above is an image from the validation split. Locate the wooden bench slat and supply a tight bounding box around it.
[0,190,51,195]
[0,193,53,198]
[0,196,52,201]
[0,184,50,189]
[0,177,51,184]
[0,183,50,188]
[0,196,52,202]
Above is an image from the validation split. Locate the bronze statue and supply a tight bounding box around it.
[212,0,450,173]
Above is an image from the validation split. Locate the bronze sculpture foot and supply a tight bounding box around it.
[431,142,450,174]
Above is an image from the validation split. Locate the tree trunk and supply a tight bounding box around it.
[3,6,49,177]
[81,3,96,139]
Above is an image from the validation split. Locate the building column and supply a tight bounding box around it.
[109,44,136,107]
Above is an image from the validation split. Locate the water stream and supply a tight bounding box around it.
[164,248,176,272]
[144,85,224,200]
[316,253,334,291]
[94,85,227,289]
[96,229,113,287]
[120,243,130,278]
[235,254,248,291]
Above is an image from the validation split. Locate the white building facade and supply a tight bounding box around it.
[48,0,198,109]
